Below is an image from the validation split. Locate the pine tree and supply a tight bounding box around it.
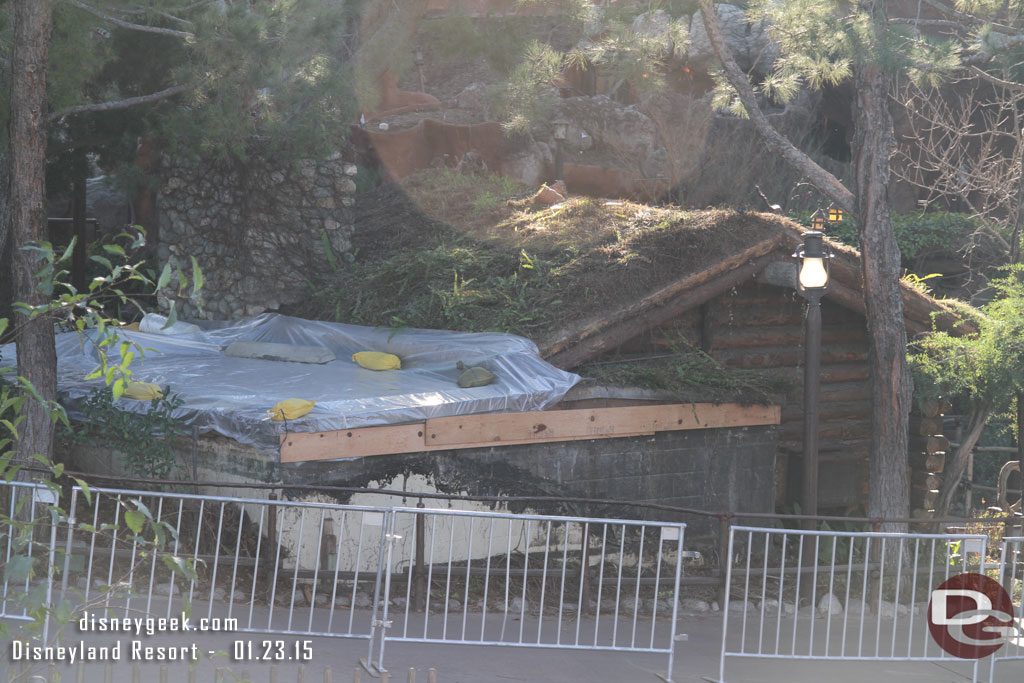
[2,0,358,466]
[699,0,1021,527]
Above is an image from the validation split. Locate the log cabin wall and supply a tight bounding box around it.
[615,279,872,512]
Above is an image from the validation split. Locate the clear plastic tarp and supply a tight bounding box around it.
[0,313,580,454]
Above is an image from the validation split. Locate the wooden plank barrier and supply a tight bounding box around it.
[280,402,781,463]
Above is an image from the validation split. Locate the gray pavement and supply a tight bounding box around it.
[3,612,1022,683]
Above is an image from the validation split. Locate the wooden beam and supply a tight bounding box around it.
[545,247,783,369]
[425,403,780,446]
[279,402,781,463]
[280,423,427,462]
[279,427,661,463]
[539,237,782,362]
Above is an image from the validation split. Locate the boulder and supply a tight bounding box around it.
[817,592,844,617]
[500,141,553,187]
[535,181,567,205]
[728,600,753,613]
[679,598,711,614]
[688,3,777,74]
[631,9,675,43]
[552,96,659,158]
[456,82,490,112]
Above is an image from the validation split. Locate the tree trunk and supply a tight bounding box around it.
[72,171,87,294]
[697,0,854,212]
[854,2,912,532]
[699,0,914,529]
[0,155,11,323]
[934,404,990,517]
[9,1,57,464]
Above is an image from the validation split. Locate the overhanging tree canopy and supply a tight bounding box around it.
[699,0,1023,526]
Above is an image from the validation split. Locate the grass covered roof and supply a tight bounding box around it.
[299,170,792,340]
[291,170,972,403]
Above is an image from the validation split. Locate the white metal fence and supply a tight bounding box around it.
[990,536,1024,681]
[0,482,688,681]
[368,507,688,678]
[1,481,61,627]
[59,485,395,644]
[713,525,991,683]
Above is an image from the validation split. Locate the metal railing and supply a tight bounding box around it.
[18,464,1024,618]
[1,481,689,681]
[58,485,395,643]
[367,506,687,679]
[8,661,437,683]
[713,525,990,683]
[990,536,1024,681]
[1,481,60,630]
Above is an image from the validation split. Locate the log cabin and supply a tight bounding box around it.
[534,218,973,512]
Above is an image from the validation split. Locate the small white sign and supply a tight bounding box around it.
[660,526,682,542]
[362,512,385,527]
[961,538,985,556]
[32,486,58,506]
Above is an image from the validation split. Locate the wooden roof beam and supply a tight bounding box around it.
[542,239,783,369]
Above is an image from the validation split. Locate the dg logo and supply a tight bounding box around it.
[928,573,1022,659]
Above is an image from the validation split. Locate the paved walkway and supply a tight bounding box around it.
[3,613,1021,682]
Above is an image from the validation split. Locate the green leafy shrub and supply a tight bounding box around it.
[793,210,983,262]
[911,266,1024,409]
[66,387,187,481]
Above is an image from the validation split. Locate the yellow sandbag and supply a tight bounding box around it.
[352,351,401,371]
[268,398,316,421]
[123,381,164,401]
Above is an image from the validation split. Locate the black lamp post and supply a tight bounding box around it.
[794,210,832,519]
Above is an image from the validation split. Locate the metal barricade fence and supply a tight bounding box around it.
[1,482,61,629]
[367,507,687,680]
[713,525,989,683]
[59,485,395,642]
[0,481,689,681]
[990,536,1024,681]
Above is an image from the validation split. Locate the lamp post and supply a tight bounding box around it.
[552,118,569,182]
[794,210,832,520]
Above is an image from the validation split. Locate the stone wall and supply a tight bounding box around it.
[157,154,358,320]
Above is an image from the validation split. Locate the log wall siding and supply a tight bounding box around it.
[642,280,872,510]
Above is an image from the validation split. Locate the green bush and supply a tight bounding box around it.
[66,387,187,481]
[791,210,980,261]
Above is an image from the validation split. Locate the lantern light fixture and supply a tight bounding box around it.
[552,118,569,141]
[794,229,832,292]
[810,208,827,232]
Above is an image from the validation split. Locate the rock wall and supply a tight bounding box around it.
[157,155,358,320]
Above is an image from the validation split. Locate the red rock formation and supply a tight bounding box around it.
[365,70,441,120]
[363,119,508,180]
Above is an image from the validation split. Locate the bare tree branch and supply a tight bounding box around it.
[49,84,189,120]
[61,0,194,40]
[888,17,968,31]
[920,0,1019,34]
[969,65,1024,92]
[697,0,855,213]
[893,77,1023,278]
[119,7,194,28]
